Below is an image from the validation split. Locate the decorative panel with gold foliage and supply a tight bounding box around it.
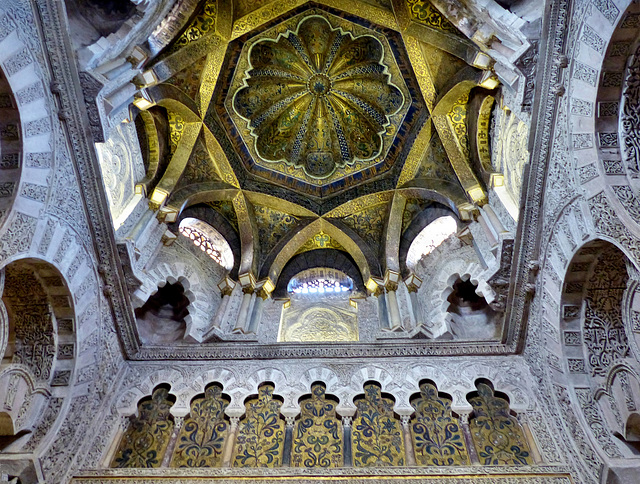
[171,384,230,467]
[112,387,175,468]
[352,383,405,466]
[468,383,532,466]
[292,383,343,467]
[279,303,358,342]
[233,383,285,467]
[410,382,470,466]
[405,0,462,36]
[295,231,346,255]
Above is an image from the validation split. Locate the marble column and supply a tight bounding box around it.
[342,416,353,467]
[385,280,403,331]
[458,412,479,464]
[404,273,422,329]
[161,416,183,467]
[401,415,417,466]
[233,285,254,333]
[282,416,295,466]
[246,286,269,334]
[222,416,240,467]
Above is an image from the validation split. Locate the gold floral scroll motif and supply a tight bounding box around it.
[352,383,405,466]
[410,382,470,465]
[232,383,285,467]
[292,383,343,467]
[405,0,460,35]
[111,387,175,468]
[468,382,532,465]
[280,306,358,342]
[171,384,229,467]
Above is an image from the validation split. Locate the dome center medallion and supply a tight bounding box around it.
[308,74,332,96]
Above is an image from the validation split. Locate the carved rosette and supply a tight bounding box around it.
[233,16,404,179]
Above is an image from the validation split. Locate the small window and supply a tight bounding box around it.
[287,268,353,295]
[406,216,457,270]
[178,217,233,270]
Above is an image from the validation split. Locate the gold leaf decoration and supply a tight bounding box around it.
[405,0,461,36]
[291,383,343,467]
[352,383,405,466]
[232,15,404,179]
[111,387,175,468]
[171,384,229,467]
[410,382,470,465]
[280,305,358,342]
[468,383,533,465]
[232,383,285,467]
[295,231,346,255]
[253,205,300,258]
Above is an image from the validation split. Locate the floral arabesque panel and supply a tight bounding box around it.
[232,383,285,467]
[111,387,175,468]
[468,383,532,466]
[292,383,343,467]
[171,384,230,467]
[410,382,470,465]
[352,383,405,466]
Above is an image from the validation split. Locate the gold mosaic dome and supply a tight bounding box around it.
[232,16,404,179]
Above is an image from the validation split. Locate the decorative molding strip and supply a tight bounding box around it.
[72,465,573,483]
[508,0,570,351]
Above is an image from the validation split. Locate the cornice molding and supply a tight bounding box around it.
[34,0,141,357]
[506,0,570,352]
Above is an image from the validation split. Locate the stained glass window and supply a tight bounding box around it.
[406,216,457,269]
[178,218,233,270]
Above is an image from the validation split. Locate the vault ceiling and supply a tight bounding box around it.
[134,0,499,279]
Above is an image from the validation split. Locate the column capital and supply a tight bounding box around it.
[366,277,385,297]
[238,272,256,289]
[174,416,184,430]
[383,269,401,290]
[404,273,423,293]
[457,411,471,425]
[255,278,275,300]
[119,415,130,431]
[218,276,236,297]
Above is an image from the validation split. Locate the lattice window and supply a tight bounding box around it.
[178,218,233,270]
[406,216,457,269]
[288,268,353,294]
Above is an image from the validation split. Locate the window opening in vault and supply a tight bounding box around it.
[406,216,457,269]
[287,268,353,295]
[178,217,233,270]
